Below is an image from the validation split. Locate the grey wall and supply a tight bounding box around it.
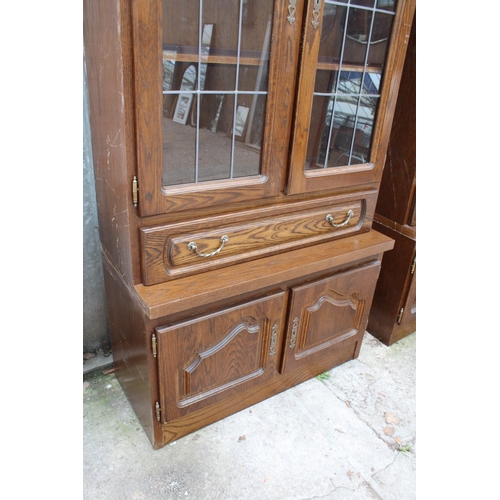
[83,55,109,353]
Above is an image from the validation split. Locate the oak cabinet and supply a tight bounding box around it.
[84,0,415,448]
[367,13,416,346]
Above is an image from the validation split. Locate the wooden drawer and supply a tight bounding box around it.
[140,190,377,285]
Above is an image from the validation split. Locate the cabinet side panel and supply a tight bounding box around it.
[83,0,136,283]
[102,263,163,449]
[375,14,416,225]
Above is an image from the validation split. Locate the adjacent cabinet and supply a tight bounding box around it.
[84,0,415,449]
[367,13,416,346]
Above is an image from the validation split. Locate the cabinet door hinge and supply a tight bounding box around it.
[155,402,161,422]
[397,307,404,325]
[152,333,157,358]
[410,257,416,274]
[132,176,139,207]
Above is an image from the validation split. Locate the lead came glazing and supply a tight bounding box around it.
[305,0,396,170]
[161,0,273,187]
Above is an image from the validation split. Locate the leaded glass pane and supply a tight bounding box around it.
[161,0,272,187]
[305,0,397,170]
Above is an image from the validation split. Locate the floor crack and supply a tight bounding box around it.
[300,480,383,500]
[290,385,399,499]
[318,375,411,451]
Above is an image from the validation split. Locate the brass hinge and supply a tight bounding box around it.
[132,176,139,207]
[397,307,404,325]
[410,257,416,274]
[155,402,161,422]
[152,333,157,358]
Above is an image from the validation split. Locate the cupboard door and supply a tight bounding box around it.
[286,0,415,195]
[282,262,380,374]
[400,263,415,323]
[133,0,301,216]
[394,255,416,341]
[155,292,285,421]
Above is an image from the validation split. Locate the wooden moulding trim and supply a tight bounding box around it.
[303,162,375,178]
[160,174,269,197]
[134,230,394,320]
[374,213,416,240]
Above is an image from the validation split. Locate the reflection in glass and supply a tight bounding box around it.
[341,7,372,67]
[376,0,396,12]
[161,0,272,188]
[198,92,233,182]
[305,0,397,170]
[162,53,176,91]
[235,105,249,136]
[317,4,345,69]
[349,0,378,7]
[366,11,393,70]
[173,94,194,125]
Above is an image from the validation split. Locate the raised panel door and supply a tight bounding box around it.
[281,261,380,373]
[156,292,286,421]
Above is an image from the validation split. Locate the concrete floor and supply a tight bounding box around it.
[83,331,416,500]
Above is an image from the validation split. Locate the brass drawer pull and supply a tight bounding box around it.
[326,210,353,228]
[188,235,229,258]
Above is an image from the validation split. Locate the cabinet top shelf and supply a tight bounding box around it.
[134,230,394,319]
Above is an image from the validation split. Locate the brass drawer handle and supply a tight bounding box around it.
[188,235,229,258]
[326,210,354,228]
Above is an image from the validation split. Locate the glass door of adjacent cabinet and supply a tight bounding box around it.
[286,0,407,195]
[134,0,298,216]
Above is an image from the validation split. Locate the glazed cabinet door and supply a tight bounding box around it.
[134,0,301,216]
[286,0,415,195]
[133,0,415,216]
[281,261,380,374]
[155,292,286,421]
